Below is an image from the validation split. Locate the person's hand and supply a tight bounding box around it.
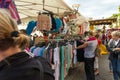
[74,47,77,50]
[113,48,120,51]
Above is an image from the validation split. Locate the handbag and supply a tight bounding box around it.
[95,45,101,57]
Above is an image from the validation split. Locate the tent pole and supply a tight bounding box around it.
[57,8,59,16]
[43,0,45,9]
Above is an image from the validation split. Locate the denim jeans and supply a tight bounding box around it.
[109,60,113,71]
[111,58,120,80]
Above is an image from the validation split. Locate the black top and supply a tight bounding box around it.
[107,39,120,60]
[0,52,54,80]
[76,40,84,62]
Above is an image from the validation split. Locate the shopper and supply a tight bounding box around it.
[107,31,120,80]
[106,30,112,44]
[101,31,106,45]
[0,9,54,80]
[107,39,113,73]
[76,31,98,80]
[94,34,102,76]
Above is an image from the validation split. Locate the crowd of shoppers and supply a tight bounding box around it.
[76,30,120,80]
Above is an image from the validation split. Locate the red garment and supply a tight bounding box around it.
[102,34,106,40]
[87,37,96,41]
[0,1,2,4]
[97,39,102,45]
[43,36,48,42]
[107,35,112,41]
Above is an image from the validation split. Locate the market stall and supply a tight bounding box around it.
[0,1,89,80]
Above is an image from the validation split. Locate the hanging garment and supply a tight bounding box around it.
[73,41,77,64]
[26,21,37,35]
[30,46,36,53]
[33,47,41,56]
[79,25,84,35]
[43,47,51,63]
[0,0,21,24]
[50,14,56,30]
[38,46,45,56]
[54,47,60,80]
[62,18,68,34]
[0,0,9,8]
[63,46,67,77]
[55,18,63,31]
[50,48,54,66]
[60,46,65,80]
[37,14,51,31]
[66,44,71,75]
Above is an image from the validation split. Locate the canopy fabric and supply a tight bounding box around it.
[14,0,72,19]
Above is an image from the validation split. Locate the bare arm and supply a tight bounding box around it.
[76,42,87,49]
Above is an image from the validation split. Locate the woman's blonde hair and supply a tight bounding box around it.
[111,31,120,37]
[0,9,29,51]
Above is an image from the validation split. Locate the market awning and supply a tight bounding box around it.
[89,18,117,25]
[14,0,72,19]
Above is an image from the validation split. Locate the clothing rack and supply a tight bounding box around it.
[35,38,65,43]
[34,36,82,47]
[34,33,82,40]
[30,36,78,80]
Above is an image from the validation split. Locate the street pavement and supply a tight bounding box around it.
[65,55,114,80]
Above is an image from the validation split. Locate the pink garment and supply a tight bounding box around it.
[25,47,30,52]
[69,14,77,19]
[37,14,51,31]
[0,0,21,24]
[6,0,21,23]
[79,25,84,35]
[8,1,20,23]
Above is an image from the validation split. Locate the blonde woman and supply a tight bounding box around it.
[0,9,54,80]
[107,31,120,80]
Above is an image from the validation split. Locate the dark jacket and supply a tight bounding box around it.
[107,39,120,60]
[0,52,54,80]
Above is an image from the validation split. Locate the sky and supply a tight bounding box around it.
[64,0,120,19]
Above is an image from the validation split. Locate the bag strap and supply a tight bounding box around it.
[27,52,44,80]
[115,40,120,48]
[35,58,44,80]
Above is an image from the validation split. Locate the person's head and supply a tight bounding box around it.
[87,31,94,38]
[0,9,29,51]
[102,31,105,34]
[95,34,100,39]
[19,29,27,35]
[84,31,89,37]
[111,31,120,41]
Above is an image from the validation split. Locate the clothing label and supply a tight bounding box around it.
[52,65,55,70]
